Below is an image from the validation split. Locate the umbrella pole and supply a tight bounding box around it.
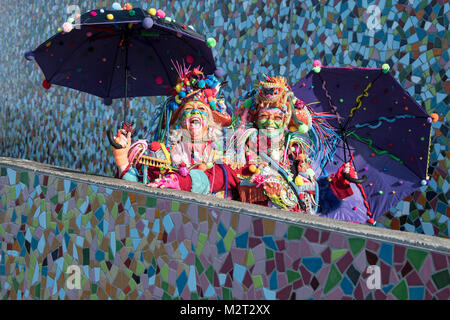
[123,32,130,122]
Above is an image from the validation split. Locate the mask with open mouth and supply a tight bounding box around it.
[179,102,210,140]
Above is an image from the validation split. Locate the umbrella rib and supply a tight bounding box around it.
[105,34,123,100]
[343,72,383,130]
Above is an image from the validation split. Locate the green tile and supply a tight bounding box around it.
[91,283,98,294]
[171,201,180,212]
[111,203,118,219]
[82,248,90,266]
[252,275,263,289]
[146,196,156,208]
[35,283,41,299]
[287,270,301,283]
[97,193,105,205]
[162,292,172,300]
[196,233,208,256]
[246,249,255,267]
[190,292,198,300]
[19,172,29,187]
[160,264,169,282]
[331,249,348,262]
[135,261,145,275]
[138,207,146,216]
[287,225,304,240]
[1,167,6,176]
[266,248,274,259]
[392,280,408,300]
[406,249,428,271]
[223,228,236,252]
[324,264,342,294]
[431,270,450,290]
[128,278,137,290]
[348,238,366,255]
[222,287,233,300]
[205,265,214,284]
[195,256,204,275]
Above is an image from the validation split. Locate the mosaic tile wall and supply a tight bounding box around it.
[0,165,449,300]
[0,0,448,237]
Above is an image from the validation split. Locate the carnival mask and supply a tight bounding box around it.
[257,107,286,138]
[179,101,210,140]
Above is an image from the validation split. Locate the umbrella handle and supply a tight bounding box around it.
[343,172,367,184]
[107,128,124,149]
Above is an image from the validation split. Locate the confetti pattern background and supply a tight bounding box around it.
[0,0,448,237]
[0,165,448,300]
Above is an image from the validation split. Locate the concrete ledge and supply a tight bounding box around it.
[1,156,449,254]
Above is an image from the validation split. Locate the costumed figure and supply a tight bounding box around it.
[227,75,339,213]
[110,63,236,197]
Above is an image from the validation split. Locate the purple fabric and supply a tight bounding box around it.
[292,67,431,222]
[31,8,216,99]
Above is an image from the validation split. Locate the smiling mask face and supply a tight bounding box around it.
[257,107,286,138]
[179,101,210,140]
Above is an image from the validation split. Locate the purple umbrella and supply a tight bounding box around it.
[292,63,432,225]
[26,7,217,121]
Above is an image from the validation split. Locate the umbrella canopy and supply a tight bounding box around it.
[292,64,432,223]
[27,7,217,109]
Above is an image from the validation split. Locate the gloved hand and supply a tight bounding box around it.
[148,173,181,190]
[113,129,132,169]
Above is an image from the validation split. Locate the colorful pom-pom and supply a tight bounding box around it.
[186,55,194,64]
[214,67,224,77]
[90,11,97,17]
[382,63,390,73]
[142,17,154,29]
[429,113,439,122]
[124,3,133,10]
[112,2,122,10]
[165,17,172,22]
[62,22,74,33]
[156,9,165,18]
[155,76,163,85]
[148,8,156,15]
[206,37,217,48]
[295,176,304,186]
[313,60,321,67]
[42,80,51,90]
[179,91,186,98]
[421,179,428,186]
[312,66,321,73]
[197,80,206,88]
[106,14,114,20]
[179,166,189,177]
[150,141,161,151]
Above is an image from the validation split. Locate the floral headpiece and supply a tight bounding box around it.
[167,62,231,127]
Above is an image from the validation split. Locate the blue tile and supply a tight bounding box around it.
[162,215,174,234]
[379,243,393,265]
[262,236,278,251]
[235,232,249,249]
[263,288,276,300]
[409,287,425,300]
[217,239,226,254]
[269,270,278,290]
[218,221,227,238]
[179,242,188,260]
[302,257,323,274]
[340,276,354,295]
[176,270,188,294]
[233,264,246,284]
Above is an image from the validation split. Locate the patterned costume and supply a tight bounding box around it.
[226,75,338,213]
